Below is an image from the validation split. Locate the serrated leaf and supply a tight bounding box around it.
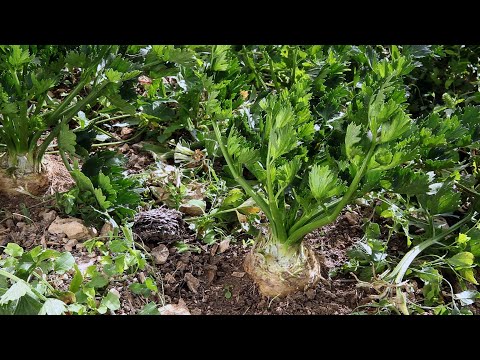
[0,281,30,304]
[447,252,475,269]
[58,124,77,155]
[461,268,479,285]
[39,298,67,315]
[389,168,431,195]
[99,290,120,312]
[457,233,471,245]
[277,157,302,188]
[309,165,342,201]
[65,51,87,68]
[70,170,96,193]
[86,273,109,288]
[105,69,122,83]
[380,106,411,143]
[8,46,31,68]
[109,240,127,253]
[211,45,230,72]
[97,171,116,201]
[54,252,75,274]
[345,123,362,159]
[69,264,83,293]
[93,188,112,210]
[418,181,461,215]
[270,126,297,161]
[5,243,23,257]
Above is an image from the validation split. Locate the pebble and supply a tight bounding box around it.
[16,222,26,229]
[6,219,15,229]
[40,210,57,225]
[64,239,78,252]
[305,289,316,300]
[13,214,24,222]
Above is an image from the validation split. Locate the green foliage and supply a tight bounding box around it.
[57,151,142,227]
[212,45,419,247]
[0,45,124,175]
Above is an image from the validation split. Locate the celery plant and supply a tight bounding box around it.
[0,45,123,179]
[212,48,418,296]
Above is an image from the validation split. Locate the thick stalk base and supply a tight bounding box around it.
[0,169,50,197]
[244,238,322,298]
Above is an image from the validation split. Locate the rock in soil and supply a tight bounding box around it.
[218,239,230,253]
[159,299,190,315]
[39,210,57,225]
[48,217,93,241]
[344,212,358,226]
[231,272,245,278]
[100,222,114,237]
[151,244,169,265]
[64,239,78,252]
[184,273,200,294]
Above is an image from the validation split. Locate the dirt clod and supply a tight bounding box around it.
[151,244,169,265]
[48,217,92,241]
[184,273,200,294]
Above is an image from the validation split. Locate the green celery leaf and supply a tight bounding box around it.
[54,252,75,274]
[69,264,83,293]
[0,281,30,304]
[345,122,363,160]
[5,243,23,257]
[447,252,475,269]
[39,298,67,315]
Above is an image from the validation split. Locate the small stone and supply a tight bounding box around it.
[40,210,57,225]
[16,222,26,229]
[176,261,187,272]
[13,213,24,222]
[184,273,200,294]
[100,222,114,237]
[231,272,245,278]
[305,289,316,300]
[158,299,190,315]
[205,264,217,285]
[48,217,92,241]
[64,239,78,252]
[210,244,219,256]
[151,244,169,265]
[344,212,358,226]
[218,239,230,253]
[6,219,15,229]
[89,227,98,237]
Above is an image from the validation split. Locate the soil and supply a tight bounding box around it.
[0,197,373,314]
[2,149,476,315]
[153,211,370,315]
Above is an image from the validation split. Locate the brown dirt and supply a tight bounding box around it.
[150,212,370,315]
[0,199,371,315]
